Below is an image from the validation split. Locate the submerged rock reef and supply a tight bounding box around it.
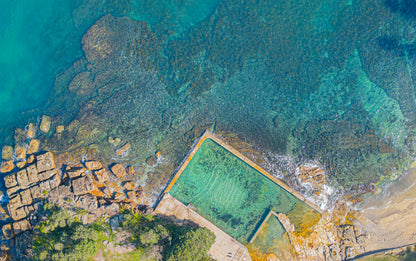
[39,0,416,194]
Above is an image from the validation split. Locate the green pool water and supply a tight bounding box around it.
[169,138,320,243]
[248,213,295,260]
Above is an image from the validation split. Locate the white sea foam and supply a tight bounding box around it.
[263,152,339,211]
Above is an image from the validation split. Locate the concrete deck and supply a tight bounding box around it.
[155,194,251,261]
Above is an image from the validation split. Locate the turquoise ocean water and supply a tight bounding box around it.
[0,1,79,129]
[0,0,217,139]
[2,0,416,192]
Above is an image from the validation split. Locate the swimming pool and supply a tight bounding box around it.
[168,132,320,243]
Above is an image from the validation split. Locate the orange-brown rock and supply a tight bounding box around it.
[26,164,39,183]
[2,224,13,240]
[30,186,42,200]
[56,125,65,133]
[26,123,36,139]
[40,115,51,133]
[94,168,110,183]
[14,144,26,160]
[16,169,30,189]
[0,205,9,221]
[155,150,162,158]
[8,195,22,210]
[127,190,136,201]
[20,190,32,206]
[126,165,135,175]
[111,163,127,178]
[116,143,130,156]
[114,192,125,201]
[38,169,58,182]
[27,154,35,164]
[4,173,17,188]
[1,145,13,160]
[36,151,55,172]
[66,167,86,179]
[6,187,19,197]
[39,180,51,194]
[123,181,136,190]
[27,139,40,155]
[1,160,14,173]
[298,166,326,185]
[12,219,31,235]
[85,161,103,171]
[16,161,27,169]
[7,194,28,220]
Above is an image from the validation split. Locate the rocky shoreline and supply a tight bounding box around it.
[0,117,152,260]
[0,115,375,261]
[1,114,416,260]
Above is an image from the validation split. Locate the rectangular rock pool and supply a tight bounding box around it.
[167,132,321,244]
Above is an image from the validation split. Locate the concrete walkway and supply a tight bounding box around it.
[155,194,251,261]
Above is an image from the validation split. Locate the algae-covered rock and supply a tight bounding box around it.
[2,224,13,240]
[94,168,110,183]
[108,137,121,146]
[126,165,135,175]
[27,139,40,155]
[27,154,35,164]
[116,143,130,156]
[40,115,51,133]
[123,181,135,190]
[14,144,26,160]
[85,160,103,171]
[82,19,114,62]
[0,160,14,173]
[16,161,27,169]
[1,146,13,160]
[145,155,157,166]
[0,206,9,221]
[56,125,65,133]
[111,163,127,178]
[26,123,36,139]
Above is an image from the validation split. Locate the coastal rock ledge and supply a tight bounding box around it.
[0,150,143,260]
